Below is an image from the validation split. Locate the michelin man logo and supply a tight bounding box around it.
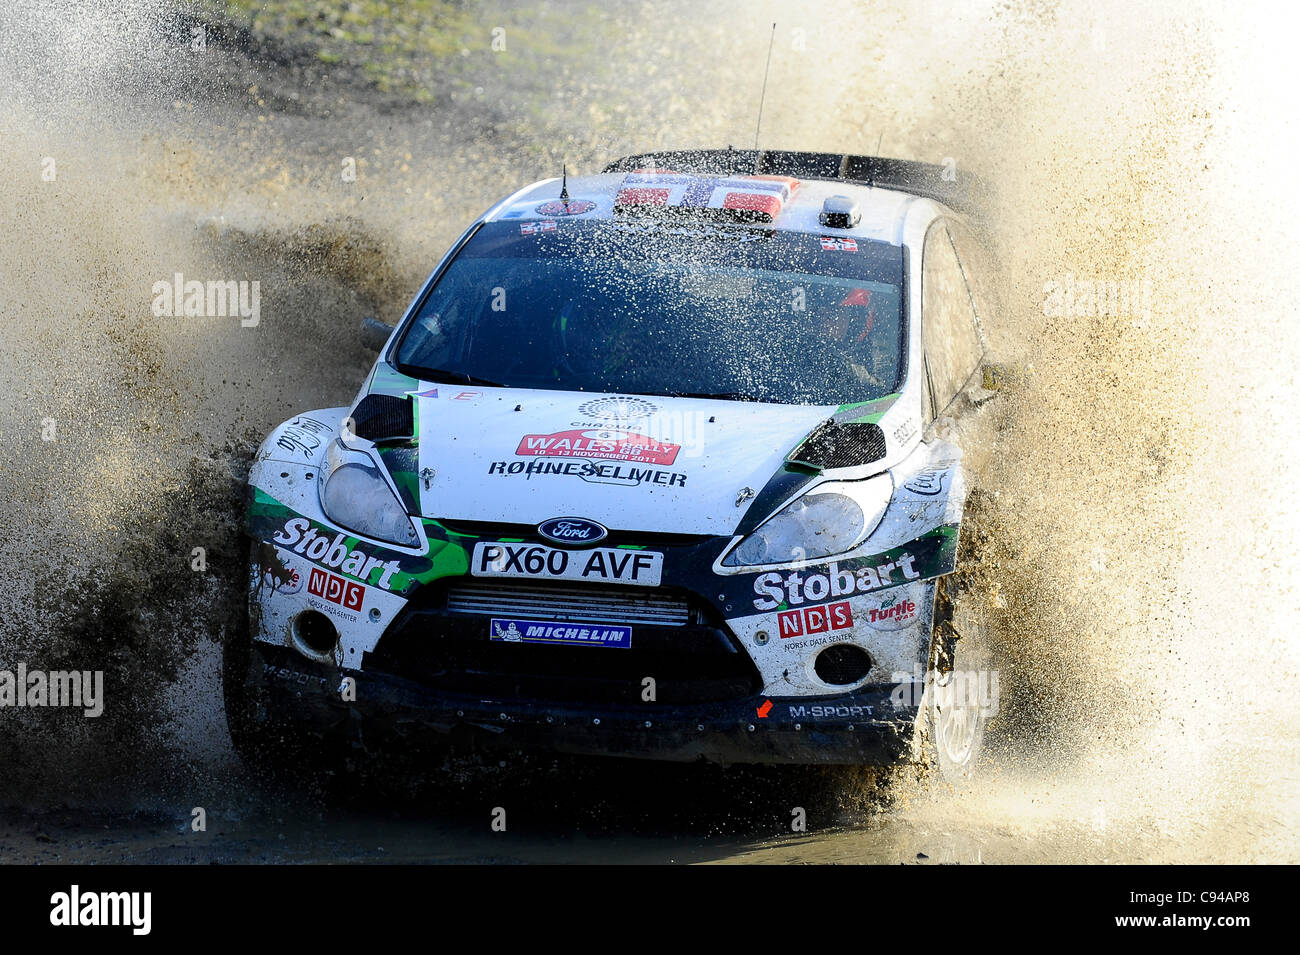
[493,621,523,642]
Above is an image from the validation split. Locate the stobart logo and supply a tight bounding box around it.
[753,554,921,611]
[273,518,401,589]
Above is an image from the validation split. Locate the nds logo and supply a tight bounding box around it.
[308,567,364,611]
[537,517,608,546]
[778,601,853,638]
[50,885,151,935]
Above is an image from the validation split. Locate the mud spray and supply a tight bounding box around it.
[0,0,1294,861]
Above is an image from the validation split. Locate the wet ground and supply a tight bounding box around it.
[5,741,1292,864]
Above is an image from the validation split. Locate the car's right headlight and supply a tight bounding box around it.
[318,439,419,547]
[722,474,893,568]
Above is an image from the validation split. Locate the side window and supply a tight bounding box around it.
[921,349,936,423]
[946,218,998,342]
[921,222,983,415]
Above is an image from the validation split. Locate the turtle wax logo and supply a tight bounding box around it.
[866,594,917,629]
[537,517,608,546]
[517,429,681,465]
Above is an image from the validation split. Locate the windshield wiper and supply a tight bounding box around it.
[665,390,767,402]
[399,365,506,388]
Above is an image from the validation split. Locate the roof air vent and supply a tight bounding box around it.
[819,195,860,229]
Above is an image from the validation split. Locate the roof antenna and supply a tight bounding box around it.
[868,133,884,187]
[559,164,570,204]
[753,22,777,154]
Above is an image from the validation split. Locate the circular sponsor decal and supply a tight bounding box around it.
[262,565,303,595]
[577,396,658,423]
[537,516,608,547]
[903,468,946,496]
[536,199,596,216]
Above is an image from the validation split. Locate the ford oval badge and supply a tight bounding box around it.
[537,517,608,547]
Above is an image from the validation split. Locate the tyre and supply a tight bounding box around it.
[221,580,295,777]
[921,574,996,782]
[222,542,353,784]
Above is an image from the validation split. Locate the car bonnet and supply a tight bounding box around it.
[404,385,834,535]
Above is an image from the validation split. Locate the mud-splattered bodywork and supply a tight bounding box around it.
[238,159,983,766]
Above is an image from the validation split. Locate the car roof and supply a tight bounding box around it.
[484,172,940,247]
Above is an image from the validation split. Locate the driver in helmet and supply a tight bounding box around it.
[553,293,641,386]
[817,286,887,388]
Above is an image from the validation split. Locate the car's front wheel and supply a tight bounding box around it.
[921,575,996,782]
[223,544,353,785]
[221,593,299,778]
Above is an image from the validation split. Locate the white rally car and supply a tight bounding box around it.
[225,149,1005,779]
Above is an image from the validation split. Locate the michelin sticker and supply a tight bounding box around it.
[490,617,632,649]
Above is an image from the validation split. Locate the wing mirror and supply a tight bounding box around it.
[360,316,396,353]
[980,361,1019,392]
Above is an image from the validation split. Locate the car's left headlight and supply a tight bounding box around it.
[318,439,419,547]
[722,474,893,568]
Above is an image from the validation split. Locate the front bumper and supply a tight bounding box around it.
[257,643,923,766]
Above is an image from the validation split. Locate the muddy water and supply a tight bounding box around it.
[0,0,1295,862]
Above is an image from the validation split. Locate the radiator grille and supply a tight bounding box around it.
[444,582,695,627]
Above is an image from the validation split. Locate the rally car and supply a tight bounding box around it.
[224,149,1005,780]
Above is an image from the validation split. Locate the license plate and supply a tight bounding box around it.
[471,542,663,586]
[490,617,632,649]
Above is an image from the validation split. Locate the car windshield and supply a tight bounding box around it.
[394,218,906,406]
